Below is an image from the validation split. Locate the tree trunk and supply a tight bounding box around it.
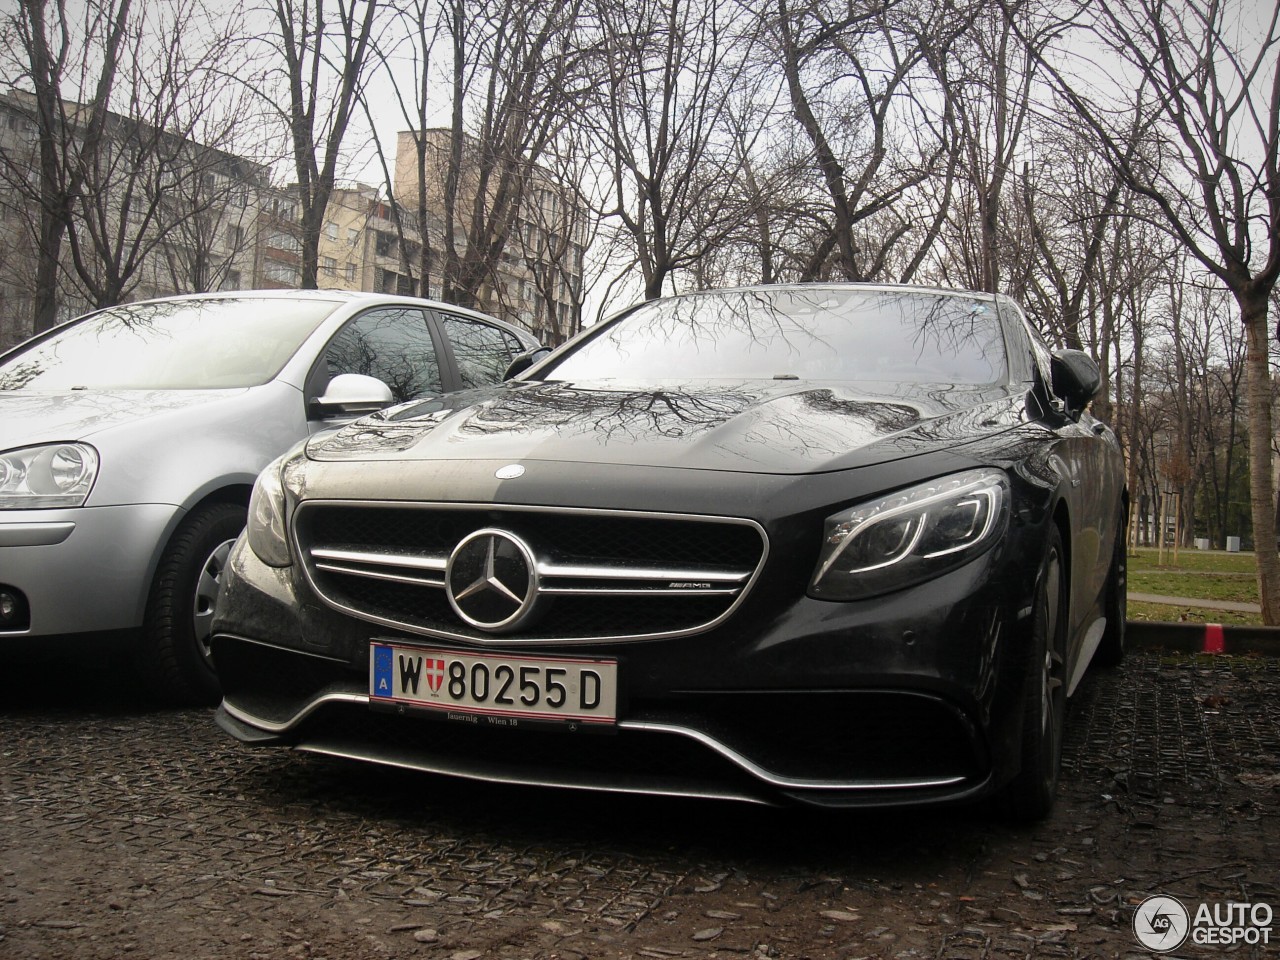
[33,215,64,332]
[1125,307,1144,547]
[1241,292,1280,623]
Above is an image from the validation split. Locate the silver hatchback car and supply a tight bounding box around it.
[0,290,539,704]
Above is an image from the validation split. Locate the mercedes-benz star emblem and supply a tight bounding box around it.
[445,528,539,632]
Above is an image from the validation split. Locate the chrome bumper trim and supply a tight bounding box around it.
[223,693,966,794]
[618,721,967,793]
[294,737,773,806]
[221,692,370,735]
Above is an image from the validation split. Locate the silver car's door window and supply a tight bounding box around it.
[323,307,442,403]
[440,314,524,389]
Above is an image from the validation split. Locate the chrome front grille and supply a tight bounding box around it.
[294,502,768,645]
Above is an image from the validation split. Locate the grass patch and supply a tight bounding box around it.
[1128,600,1262,627]
[1125,547,1262,624]
[1128,547,1256,574]
[1128,546,1259,606]
[1128,571,1258,605]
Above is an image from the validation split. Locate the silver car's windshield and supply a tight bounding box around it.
[544,287,1007,385]
[0,297,341,391]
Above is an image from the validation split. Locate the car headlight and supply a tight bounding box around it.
[808,468,1009,601]
[0,443,100,509]
[247,453,292,567]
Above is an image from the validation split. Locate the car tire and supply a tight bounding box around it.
[138,501,246,707]
[1001,525,1068,822]
[1095,522,1127,667]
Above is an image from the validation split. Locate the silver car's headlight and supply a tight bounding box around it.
[247,453,292,567]
[808,468,1009,601]
[0,443,100,508]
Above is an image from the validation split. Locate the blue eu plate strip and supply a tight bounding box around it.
[372,644,393,698]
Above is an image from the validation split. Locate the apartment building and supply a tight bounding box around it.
[393,129,586,345]
[0,94,583,349]
[0,90,272,348]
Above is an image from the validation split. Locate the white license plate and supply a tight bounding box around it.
[369,642,618,725]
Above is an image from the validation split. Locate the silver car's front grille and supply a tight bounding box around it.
[293,502,769,645]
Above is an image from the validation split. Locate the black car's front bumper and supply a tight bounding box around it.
[212,511,1041,809]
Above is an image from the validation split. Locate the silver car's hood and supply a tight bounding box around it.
[0,390,248,448]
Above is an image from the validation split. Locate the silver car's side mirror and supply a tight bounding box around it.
[311,373,395,418]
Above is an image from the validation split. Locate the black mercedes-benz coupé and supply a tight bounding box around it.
[212,284,1127,820]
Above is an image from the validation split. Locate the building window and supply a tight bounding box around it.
[322,256,337,276]
[326,221,339,240]
[345,263,357,283]
[226,224,244,251]
[222,270,242,291]
[263,261,298,285]
[347,227,359,245]
[266,231,301,254]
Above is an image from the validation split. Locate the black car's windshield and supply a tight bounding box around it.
[543,287,1007,385]
[0,297,341,391]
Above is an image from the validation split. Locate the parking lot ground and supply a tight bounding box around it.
[2,649,1278,960]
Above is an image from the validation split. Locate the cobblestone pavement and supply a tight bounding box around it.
[1,650,1277,960]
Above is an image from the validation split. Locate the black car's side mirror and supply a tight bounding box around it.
[1050,349,1102,418]
[503,346,552,381]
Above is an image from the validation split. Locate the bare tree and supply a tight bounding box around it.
[358,0,442,297]
[438,0,587,311]
[510,140,598,343]
[1,0,132,329]
[156,148,268,295]
[589,0,751,301]
[944,0,1054,292]
[268,0,380,289]
[1,0,261,317]
[768,0,961,284]
[55,1,254,307]
[1012,120,1128,353]
[362,0,589,323]
[1002,109,1155,434]
[1025,0,1280,620]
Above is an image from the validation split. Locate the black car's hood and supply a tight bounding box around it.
[306,379,1030,475]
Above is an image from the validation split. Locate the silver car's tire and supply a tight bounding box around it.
[139,502,246,706]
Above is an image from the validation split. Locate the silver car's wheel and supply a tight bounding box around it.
[193,537,237,667]
[139,501,247,706]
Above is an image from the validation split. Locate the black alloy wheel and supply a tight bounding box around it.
[1001,524,1068,821]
